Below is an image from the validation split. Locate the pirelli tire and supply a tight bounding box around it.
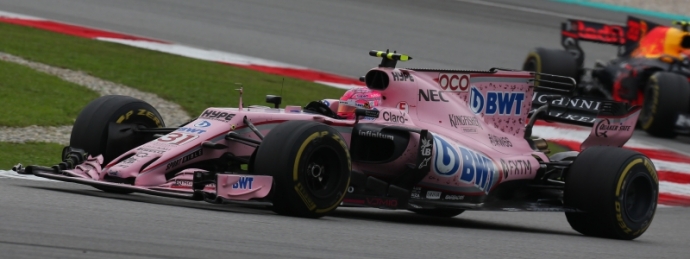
[254,120,351,218]
[522,48,579,88]
[70,95,165,194]
[639,72,690,138]
[564,146,659,240]
[409,208,465,218]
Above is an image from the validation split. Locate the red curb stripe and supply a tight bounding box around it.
[550,139,690,163]
[659,193,690,207]
[550,140,690,184]
[658,171,690,184]
[0,16,363,87]
[0,17,166,43]
[220,62,365,87]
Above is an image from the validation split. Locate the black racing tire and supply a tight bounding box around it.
[70,95,165,194]
[71,95,165,162]
[564,146,658,240]
[522,48,579,88]
[639,72,690,138]
[409,208,465,218]
[254,120,351,218]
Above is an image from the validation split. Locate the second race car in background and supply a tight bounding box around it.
[523,16,690,138]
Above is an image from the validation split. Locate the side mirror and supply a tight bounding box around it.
[266,95,282,109]
[354,108,379,124]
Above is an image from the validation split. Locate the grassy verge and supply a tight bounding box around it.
[0,21,574,168]
[0,59,99,126]
[0,22,346,116]
[0,22,345,168]
[547,141,571,154]
[0,142,64,169]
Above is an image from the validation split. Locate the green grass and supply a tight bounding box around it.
[0,22,573,169]
[548,141,571,154]
[0,60,99,126]
[0,22,346,117]
[0,142,64,169]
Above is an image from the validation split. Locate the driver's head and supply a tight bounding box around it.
[665,27,690,57]
[337,87,382,119]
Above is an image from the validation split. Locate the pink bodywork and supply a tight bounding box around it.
[354,68,545,195]
[580,106,641,150]
[63,65,638,201]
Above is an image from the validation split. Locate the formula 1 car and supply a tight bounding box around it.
[523,16,690,138]
[16,50,658,240]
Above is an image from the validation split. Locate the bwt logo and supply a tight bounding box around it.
[232,177,254,189]
[433,135,460,176]
[432,135,496,193]
[177,127,206,134]
[194,120,211,128]
[469,86,526,116]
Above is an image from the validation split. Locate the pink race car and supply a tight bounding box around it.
[18,50,658,240]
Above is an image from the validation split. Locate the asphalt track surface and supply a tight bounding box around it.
[1,0,689,258]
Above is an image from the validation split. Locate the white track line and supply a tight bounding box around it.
[314,81,362,90]
[98,38,305,69]
[533,125,687,153]
[0,170,55,182]
[660,182,690,197]
[653,160,690,174]
[0,10,44,20]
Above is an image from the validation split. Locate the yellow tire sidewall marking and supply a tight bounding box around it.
[615,158,652,235]
[525,52,541,86]
[616,158,643,196]
[642,75,659,130]
[116,109,163,127]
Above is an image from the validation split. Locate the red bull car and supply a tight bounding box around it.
[523,16,690,138]
[15,50,658,240]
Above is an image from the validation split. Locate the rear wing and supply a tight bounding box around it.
[525,72,640,149]
[528,71,632,125]
[560,16,662,68]
[525,72,637,139]
[530,90,631,126]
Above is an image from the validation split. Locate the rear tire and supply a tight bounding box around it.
[70,95,165,193]
[522,48,579,88]
[639,72,690,138]
[564,146,658,240]
[254,121,351,218]
[409,208,464,218]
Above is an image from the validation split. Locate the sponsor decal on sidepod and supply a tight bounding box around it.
[432,134,497,194]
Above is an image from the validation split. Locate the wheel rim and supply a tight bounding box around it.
[523,58,536,72]
[302,146,343,198]
[623,173,655,222]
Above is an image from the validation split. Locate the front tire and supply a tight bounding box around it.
[70,95,165,193]
[639,72,690,138]
[564,146,658,240]
[254,121,351,218]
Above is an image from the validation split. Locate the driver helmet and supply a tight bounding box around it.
[337,87,382,119]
